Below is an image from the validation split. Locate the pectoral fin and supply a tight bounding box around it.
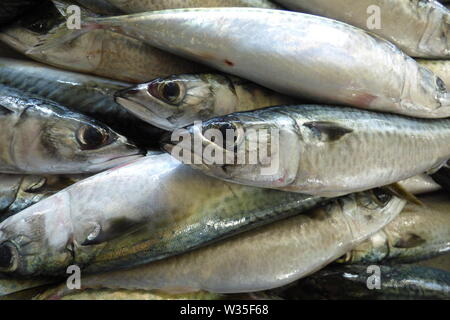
[383,183,423,206]
[303,121,353,142]
[81,218,141,246]
[393,233,426,249]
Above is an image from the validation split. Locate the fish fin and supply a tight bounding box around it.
[382,183,424,206]
[81,218,139,246]
[430,166,450,193]
[303,121,353,142]
[26,18,101,54]
[393,233,426,249]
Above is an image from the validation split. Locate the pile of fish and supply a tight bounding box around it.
[0,0,449,300]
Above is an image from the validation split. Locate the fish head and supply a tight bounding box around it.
[12,105,143,174]
[0,1,102,71]
[115,74,239,130]
[0,193,73,276]
[336,189,406,242]
[161,112,298,187]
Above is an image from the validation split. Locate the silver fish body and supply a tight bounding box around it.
[116,73,297,130]
[0,85,141,174]
[164,105,450,197]
[0,153,324,276]
[58,8,450,118]
[276,0,449,58]
[399,174,442,195]
[105,0,282,13]
[35,190,405,295]
[340,192,450,264]
[0,2,206,83]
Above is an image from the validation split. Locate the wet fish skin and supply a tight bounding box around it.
[339,192,450,264]
[276,0,449,58]
[279,265,450,300]
[116,73,297,130]
[105,0,282,13]
[165,105,450,197]
[398,174,441,195]
[0,153,324,276]
[418,59,450,88]
[0,85,142,174]
[33,190,405,295]
[0,58,165,149]
[46,8,450,118]
[0,2,207,83]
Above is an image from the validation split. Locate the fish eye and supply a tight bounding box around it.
[0,242,19,272]
[147,80,184,105]
[76,125,110,150]
[372,189,392,206]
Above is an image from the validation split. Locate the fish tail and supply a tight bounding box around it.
[26,18,104,54]
[430,165,450,193]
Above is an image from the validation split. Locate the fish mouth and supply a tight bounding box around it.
[114,92,175,131]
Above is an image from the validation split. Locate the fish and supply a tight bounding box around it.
[0,85,142,174]
[34,8,450,118]
[337,192,450,264]
[0,1,207,83]
[0,174,84,222]
[0,153,325,276]
[0,0,38,26]
[275,0,449,58]
[398,174,442,195]
[26,190,405,295]
[103,0,282,13]
[115,73,298,130]
[0,274,54,298]
[418,59,450,88]
[0,58,165,149]
[278,265,450,300]
[163,105,450,197]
